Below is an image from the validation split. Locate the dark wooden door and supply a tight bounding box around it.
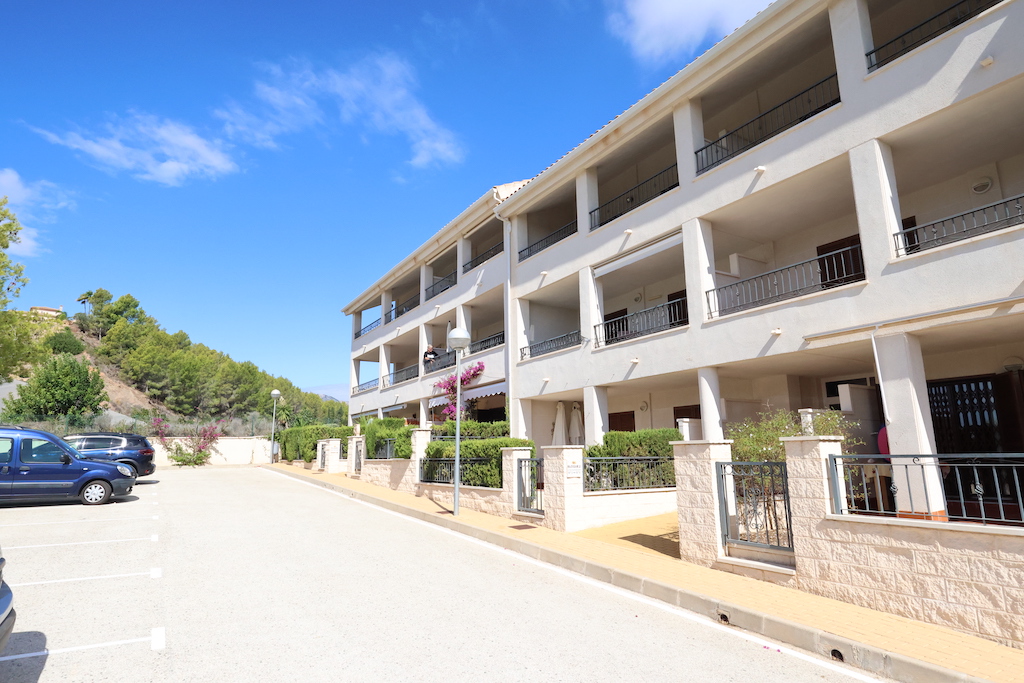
[608,411,636,432]
[817,234,863,288]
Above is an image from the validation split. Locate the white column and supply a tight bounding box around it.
[418,398,430,426]
[672,98,704,182]
[583,385,608,447]
[697,367,724,441]
[576,168,599,231]
[456,236,470,276]
[419,263,432,302]
[457,304,473,338]
[380,289,392,320]
[510,398,532,439]
[578,266,602,344]
[351,310,363,338]
[682,218,716,323]
[511,214,528,260]
[378,344,391,387]
[418,324,429,374]
[850,139,902,280]
[829,0,873,93]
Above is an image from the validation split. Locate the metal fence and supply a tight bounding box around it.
[384,294,419,324]
[419,457,501,488]
[589,164,679,230]
[369,439,396,459]
[355,317,381,339]
[353,378,379,395]
[867,0,1003,71]
[463,242,504,273]
[583,457,675,492]
[385,364,419,388]
[469,331,505,354]
[695,74,840,174]
[518,458,544,513]
[707,244,864,318]
[829,454,1024,526]
[594,299,687,347]
[424,349,456,374]
[425,271,457,300]
[716,461,794,551]
[518,220,578,262]
[520,330,583,361]
[894,192,1024,256]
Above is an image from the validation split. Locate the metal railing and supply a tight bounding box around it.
[695,74,840,174]
[895,193,1024,256]
[469,331,504,354]
[518,220,578,262]
[584,457,675,492]
[353,378,379,395]
[594,299,687,347]
[463,242,504,273]
[520,330,583,361]
[383,294,419,324]
[717,461,794,551]
[385,364,419,387]
[428,435,489,442]
[424,349,456,374]
[518,458,544,513]
[589,164,679,230]
[355,317,381,339]
[867,0,1004,71]
[829,454,1024,526]
[419,457,501,488]
[706,244,864,318]
[369,439,396,459]
[425,271,457,300]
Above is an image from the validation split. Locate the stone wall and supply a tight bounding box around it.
[153,436,272,467]
[360,458,417,493]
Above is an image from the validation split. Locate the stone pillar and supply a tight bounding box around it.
[539,445,586,532]
[682,217,715,323]
[578,266,602,345]
[583,385,608,447]
[781,436,844,567]
[672,98,704,181]
[828,0,873,97]
[346,435,365,475]
[850,138,902,280]
[324,439,347,475]
[697,367,724,441]
[510,398,532,440]
[410,428,431,483]
[671,440,732,566]
[576,168,599,231]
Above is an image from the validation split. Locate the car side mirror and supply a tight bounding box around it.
[61,453,72,465]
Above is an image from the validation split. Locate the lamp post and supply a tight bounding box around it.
[447,326,471,515]
[270,389,282,463]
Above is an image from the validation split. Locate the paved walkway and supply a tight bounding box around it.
[267,463,1023,683]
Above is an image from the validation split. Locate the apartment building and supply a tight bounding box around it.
[346,0,1024,459]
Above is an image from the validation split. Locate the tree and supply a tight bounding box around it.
[43,328,85,355]
[0,311,46,382]
[2,353,108,418]
[76,291,93,315]
[0,197,27,311]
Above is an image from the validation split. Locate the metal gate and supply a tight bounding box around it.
[716,461,794,551]
[318,444,326,470]
[353,441,362,474]
[517,458,543,514]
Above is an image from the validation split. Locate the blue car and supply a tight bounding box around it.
[0,544,13,654]
[64,432,157,478]
[0,427,135,505]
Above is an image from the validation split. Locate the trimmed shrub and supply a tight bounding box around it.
[361,416,412,459]
[585,428,680,459]
[423,437,532,488]
[277,425,354,462]
[430,420,509,439]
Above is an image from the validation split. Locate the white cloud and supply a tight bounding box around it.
[607,0,774,65]
[33,113,238,186]
[215,64,323,149]
[0,168,76,257]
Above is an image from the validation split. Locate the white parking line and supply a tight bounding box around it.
[151,627,165,651]
[7,536,157,550]
[0,515,159,528]
[10,568,162,587]
[0,630,162,662]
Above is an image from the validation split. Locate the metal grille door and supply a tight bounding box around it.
[716,461,794,551]
[517,458,543,514]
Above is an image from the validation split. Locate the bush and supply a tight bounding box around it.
[360,417,412,459]
[43,329,84,355]
[584,428,681,459]
[423,437,532,488]
[430,420,509,439]
[725,409,864,462]
[276,425,354,462]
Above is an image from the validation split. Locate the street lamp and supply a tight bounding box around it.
[447,326,471,515]
[270,389,282,463]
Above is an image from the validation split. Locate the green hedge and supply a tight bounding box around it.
[361,417,412,459]
[584,428,680,459]
[423,437,532,488]
[430,419,510,439]
[277,425,354,462]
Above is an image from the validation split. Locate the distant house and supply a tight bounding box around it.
[29,306,64,318]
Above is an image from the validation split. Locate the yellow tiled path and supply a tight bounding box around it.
[269,464,1024,682]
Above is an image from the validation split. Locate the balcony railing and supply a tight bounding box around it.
[353,378,379,395]
[867,0,1003,71]
[385,364,419,388]
[518,220,578,262]
[593,299,687,347]
[463,242,504,273]
[469,331,504,354]
[424,349,456,374]
[383,294,419,324]
[419,457,502,488]
[895,193,1024,256]
[706,244,864,318]
[590,164,679,230]
[425,271,457,300]
[695,74,840,174]
[520,330,583,361]
[355,317,381,339]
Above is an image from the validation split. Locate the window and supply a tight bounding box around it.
[22,438,66,464]
[673,405,701,420]
[608,411,636,432]
[0,438,12,464]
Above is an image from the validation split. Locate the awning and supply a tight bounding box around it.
[463,381,507,402]
[382,404,406,413]
[428,396,447,408]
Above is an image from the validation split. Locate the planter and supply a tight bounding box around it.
[303,461,314,470]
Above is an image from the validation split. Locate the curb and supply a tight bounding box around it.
[268,466,994,683]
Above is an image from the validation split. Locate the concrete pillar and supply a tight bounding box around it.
[379,344,392,387]
[456,236,470,275]
[829,0,873,92]
[671,440,732,566]
[350,358,359,391]
[511,214,528,259]
[697,367,724,441]
[850,139,902,280]
[583,385,608,447]
[514,297,530,350]
[380,288,393,322]
[457,304,473,339]
[682,217,716,323]
[419,263,432,302]
[676,418,703,441]
[510,398,532,440]
[578,266,602,344]
[351,310,362,338]
[418,398,430,427]
[576,167,599,231]
[539,445,586,531]
[672,98,704,181]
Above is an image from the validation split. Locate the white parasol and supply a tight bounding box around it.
[552,401,568,445]
[569,402,584,445]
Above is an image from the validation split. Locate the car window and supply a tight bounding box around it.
[21,438,67,464]
[91,437,121,449]
[65,437,87,449]
[0,438,12,464]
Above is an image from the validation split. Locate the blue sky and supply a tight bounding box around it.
[3,0,771,399]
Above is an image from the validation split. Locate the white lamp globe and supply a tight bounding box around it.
[448,326,471,351]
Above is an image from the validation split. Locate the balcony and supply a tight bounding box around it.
[355,317,381,339]
[867,0,1004,72]
[463,242,504,274]
[706,244,864,318]
[353,378,379,395]
[695,75,840,174]
[383,294,419,324]
[425,349,457,374]
[895,193,1024,256]
[520,330,583,361]
[425,271,457,300]
[384,364,419,388]
[518,221,578,262]
[469,331,505,355]
[589,165,679,230]
[593,299,687,347]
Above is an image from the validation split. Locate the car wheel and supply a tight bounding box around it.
[81,480,112,505]
[120,462,138,478]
